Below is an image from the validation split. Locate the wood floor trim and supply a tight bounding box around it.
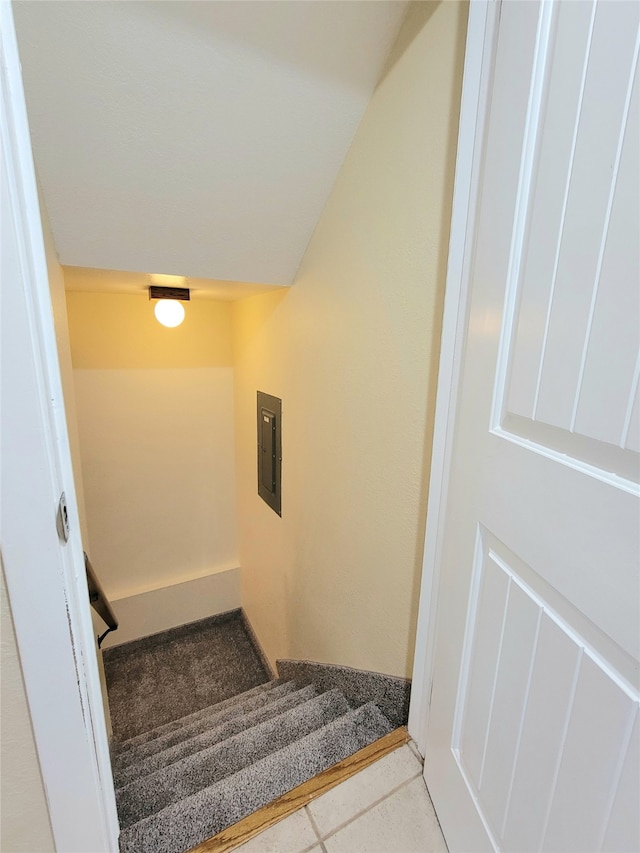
[188,726,410,853]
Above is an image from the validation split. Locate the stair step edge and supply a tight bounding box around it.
[116,688,353,829]
[114,683,321,788]
[118,702,394,853]
[113,680,282,754]
[113,681,298,768]
[190,726,410,853]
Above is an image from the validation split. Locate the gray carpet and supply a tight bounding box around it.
[114,683,394,853]
[106,616,400,853]
[276,658,411,728]
[103,609,270,740]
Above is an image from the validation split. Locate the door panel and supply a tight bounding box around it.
[455,533,637,851]
[424,2,640,850]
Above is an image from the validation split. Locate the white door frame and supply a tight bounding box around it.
[1,2,119,849]
[408,0,498,754]
[2,0,493,837]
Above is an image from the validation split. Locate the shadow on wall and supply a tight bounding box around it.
[232,288,289,364]
[407,0,469,677]
[377,0,443,87]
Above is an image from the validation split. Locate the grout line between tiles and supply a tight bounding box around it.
[317,770,423,842]
[298,829,324,853]
[407,739,424,765]
[422,777,450,852]
[305,805,323,844]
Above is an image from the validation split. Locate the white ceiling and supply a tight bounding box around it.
[14,1,407,288]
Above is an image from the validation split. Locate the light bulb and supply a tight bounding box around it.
[154,299,185,328]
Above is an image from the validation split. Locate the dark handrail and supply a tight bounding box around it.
[84,552,118,648]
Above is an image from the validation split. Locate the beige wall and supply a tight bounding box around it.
[1,564,55,853]
[233,1,468,678]
[67,291,238,602]
[43,191,91,548]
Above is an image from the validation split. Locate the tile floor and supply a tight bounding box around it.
[236,742,448,853]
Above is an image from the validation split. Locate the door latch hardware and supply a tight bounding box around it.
[57,492,70,542]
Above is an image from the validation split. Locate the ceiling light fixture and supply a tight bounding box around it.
[149,285,190,328]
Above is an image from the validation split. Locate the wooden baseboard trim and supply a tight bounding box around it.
[188,726,410,853]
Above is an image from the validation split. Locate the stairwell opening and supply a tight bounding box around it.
[43,0,468,844]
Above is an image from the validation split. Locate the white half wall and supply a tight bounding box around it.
[100,567,241,649]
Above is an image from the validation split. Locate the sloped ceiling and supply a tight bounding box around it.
[13,1,408,287]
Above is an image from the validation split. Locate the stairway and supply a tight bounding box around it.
[113,678,396,853]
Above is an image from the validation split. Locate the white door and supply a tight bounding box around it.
[1,3,118,848]
[423,1,639,851]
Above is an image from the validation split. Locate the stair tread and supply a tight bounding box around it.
[113,680,297,770]
[114,683,320,788]
[116,687,352,828]
[118,701,394,853]
[113,679,281,756]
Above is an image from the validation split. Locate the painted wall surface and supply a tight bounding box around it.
[0,565,55,853]
[67,291,238,601]
[100,569,241,649]
[41,193,113,735]
[233,1,468,678]
[42,190,90,547]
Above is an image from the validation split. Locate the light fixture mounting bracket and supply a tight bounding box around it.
[149,285,190,301]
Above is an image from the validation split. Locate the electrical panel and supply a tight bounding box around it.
[257,391,282,516]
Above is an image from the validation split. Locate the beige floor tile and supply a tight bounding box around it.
[323,777,448,853]
[235,808,319,853]
[308,745,422,837]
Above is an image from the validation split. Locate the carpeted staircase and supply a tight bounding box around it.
[113,677,396,853]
